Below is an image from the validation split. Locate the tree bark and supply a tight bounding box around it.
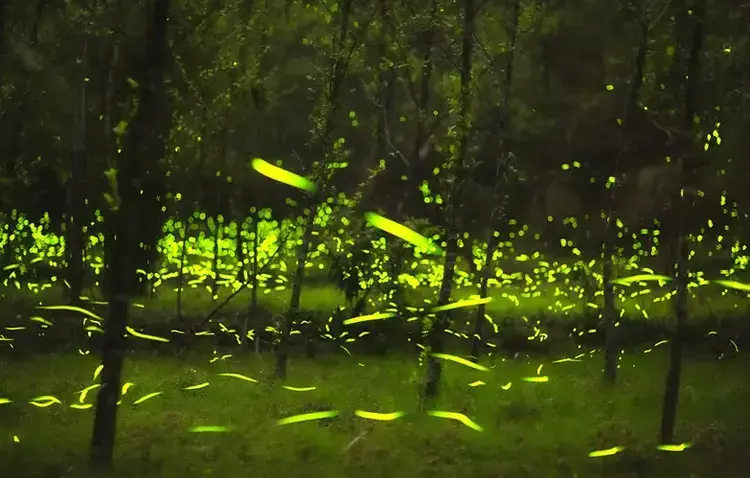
[275,205,316,379]
[65,36,89,307]
[90,0,171,468]
[423,0,474,404]
[659,0,705,445]
[469,0,519,364]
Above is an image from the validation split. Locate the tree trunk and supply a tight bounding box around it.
[373,0,394,168]
[211,215,221,297]
[469,0,518,363]
[275,206,316,379]
[602,243,618,382]
[406,0,437,186]
[3,0,48,178]
[423,0,474,404]
[424,233,459,403]
[602,9,650,386]
[235,217,245,282]
[659,0,705,445]
[241,208,260,350]
[176,214,190,322]
[65,36,89,307]
[0,0,6,65]
[470,229,495,362]
[89,0,171,468]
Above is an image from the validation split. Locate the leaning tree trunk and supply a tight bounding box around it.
[422,0,474,405]
[275,0,355,379]
[90,0,171,468]
[659,0,705,445]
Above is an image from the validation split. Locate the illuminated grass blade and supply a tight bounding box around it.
[712,280,750,293]
[70,403,93,410]
[36,305,104,322]
[218,373,258,383]
[427,410,483,431]
[364,212,440,253]
[468,380,486,387]
[430,353,489,372]
[183,382,210,391]
[276,410,339,425]
[342,312,395,325]
[432,297,492,313]
[282,386,317,392]
[611,274,672,286]
[189,426,231,433]
[656,442,691,452]
[251,158,316,192]
[588,446,625,458]
[125,326,169,343]
[500,382,512,390]
[0,398,13,405]
[93,365,103,381]
[354,410,406,421]
[521,376,549,383]
[132,392,163,405]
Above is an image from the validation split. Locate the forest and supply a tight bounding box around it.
[0,0,749,476]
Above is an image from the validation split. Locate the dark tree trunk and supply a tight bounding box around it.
[408,0,436,183]
[470,228,495,362]
[469,0,518,364]
[373,0,394,167]
[423,0,474,404]
[275,0,354,379]
[211,215,221,297]
[659,0,705,445]
[176,214,190,322]
[275,206,316,379]
[65,36,89,307]
[3,0,48,177]
[424,233,459,402]
[90,0,171,468]
[0,0,6,68]
[602,4,651,386]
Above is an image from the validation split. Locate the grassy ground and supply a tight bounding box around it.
[1,349,749,477]
[3,277,748,325]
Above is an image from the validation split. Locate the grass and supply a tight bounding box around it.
[1,349,749,477]
[3,275,749,326]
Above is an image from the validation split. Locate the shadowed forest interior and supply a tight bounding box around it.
[1,0,749,476]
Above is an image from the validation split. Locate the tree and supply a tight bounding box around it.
[659,0,706,445]
[423,0,475,403]
[469,0,520,364]
[89,0,171,468]
[274,0,368,380]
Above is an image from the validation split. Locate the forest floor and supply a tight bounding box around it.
[4,279,749,325]
[1,349,749,478]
